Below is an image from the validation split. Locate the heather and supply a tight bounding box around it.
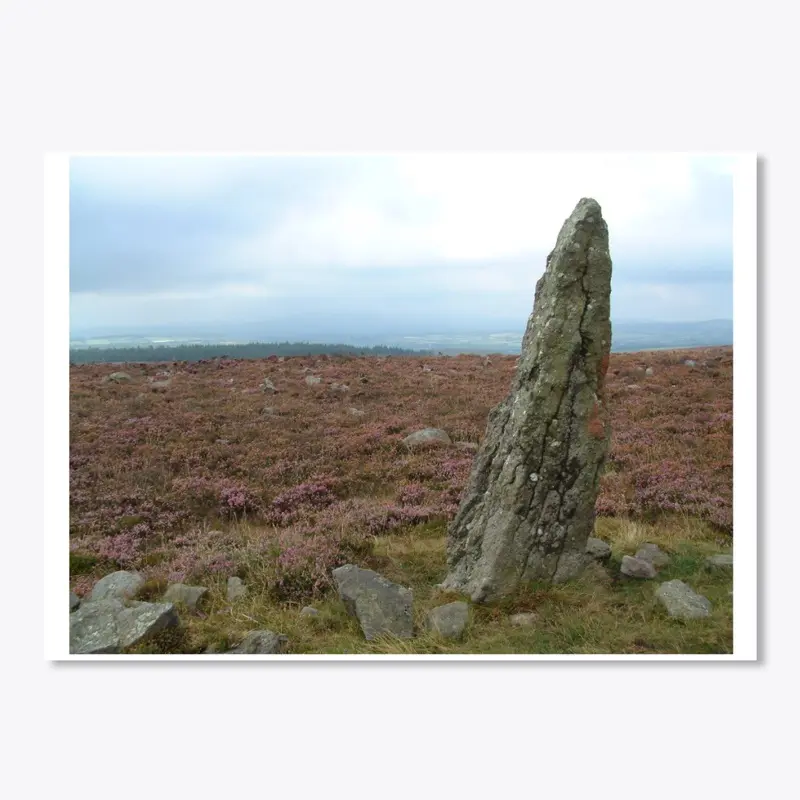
[69,347,733,651]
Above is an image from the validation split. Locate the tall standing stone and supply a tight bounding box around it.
[441,198,612,603]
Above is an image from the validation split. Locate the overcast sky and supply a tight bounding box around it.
[69,153,734,336]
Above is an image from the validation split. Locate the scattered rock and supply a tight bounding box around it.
[426,601,469,640]
[422,365,432,372]
[107,372,132,383]
[305,375,322,386]
[655,580,712,618]
[330,383,349,392]
[163,583,208,611]
[69,598,178,653]
[151,379,172,391]
[347,407,365,417]
[227,577,247,602]
[261,378,276,393]
[509,612,538,627]
[484,356,492,366]
[402,428,452,448]
[70,598,126,654]
[332,564,414,641]
[585,537,612,561]
[645,367,654,376]
[683,359,697,367]
[228,630,288,654]
[70,592,81,612]
[620,555,657,579]
[261,406,276,416]
[300,606,320,618]
[634,543,671,568]
[90,570,145,602]
[441,199,613,602]
[704,554,733,571]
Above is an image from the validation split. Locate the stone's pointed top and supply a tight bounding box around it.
[571,197,603,219]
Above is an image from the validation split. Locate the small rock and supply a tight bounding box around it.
[151,379,172,391]
[300,606,319,618]
[402,428,452,448]
[261,406,276,416]
[348,407,365,417]
[332,564,414,641]
[305,375,322,386]
[70,592,81,612]
[163,583,208,611]
[228,631,288,654]
[107,372,132,383]
[704,554,733,571]
[422,365,432,372]
[683,359,697,367]
[509,612,538,627]
[426,602,469,639]
[620,555,657,579]
[227,577,247,602]
[585,537,612,561]
[655,580,712,618]
[90,570,145,602]
[635,543,671,568]
[261,378,276,393]
[330,383,349,392]
[645,367,654,376]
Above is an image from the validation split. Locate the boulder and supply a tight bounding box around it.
[402,428,452,448]
[441,199,613,602]
[634,543,671,568]
[115,602,179,648]
[332,564,414,640]
[645,367,654,376]
[90,570,145,602]
[655,580,712,618]
[228,631,288,654]
[585,537,612,561]
[163,583,208,611]
[426,601,469,640]
[620,555,657,579]
[704,554,733,571]
[227,577,247,602]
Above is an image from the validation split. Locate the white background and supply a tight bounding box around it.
[2,0,794,798]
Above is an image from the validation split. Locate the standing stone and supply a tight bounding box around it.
[441,199,612,602]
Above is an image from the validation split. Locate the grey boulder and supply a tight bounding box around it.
[655,580,712,619]
[585,537,612,561]
[426,601,469,640]
[705,554,733,571]
[332,564,414,640]
[90,570,145,602]
[116,602,179,648]
[620,555,657,579]
[402,428,452,448]
[635,543,671,568]
[163,583,208,611]
[228,631,288,654]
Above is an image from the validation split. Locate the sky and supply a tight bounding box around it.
[69,153,735,337]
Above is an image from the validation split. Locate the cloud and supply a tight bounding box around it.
[69,153,734,329]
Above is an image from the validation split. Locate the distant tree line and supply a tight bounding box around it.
[69,341,431,364]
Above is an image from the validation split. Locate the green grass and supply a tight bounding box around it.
[124,514,733,655]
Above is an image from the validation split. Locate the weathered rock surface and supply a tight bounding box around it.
[90,570,145,602]
[228,630,288,654]
[69,599,178,654]
[635,543,671,568]
[163,583,208,611]
[402,428,452,448]
[441,199,613,603]
[227,577,247,602]
[70,592,81,612]
[426,601,469,639]
[305,375,322,386]
[620,555,657,579]
[261,378,276,393]
[586,537,612,561]
[655,580,712,618]
[332,564,414,640]
[645,367,654,376]
[509,612,538,627]
[705,554,733,571]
